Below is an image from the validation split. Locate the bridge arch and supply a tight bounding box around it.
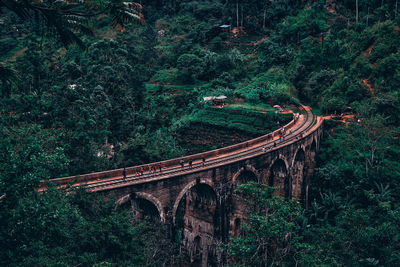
[268,157,291,199]
[232,165,259,185]
[291,146,306,168]
[309,138,317,153]
[134,192,165,222]
[115,192,165,222]
[173,179,218,266]
[172,178,214,224]
[269,154,290,171]
[115,193,131,207]
[191,235,203,265]
[291,148,306,200]
[315,133,321,150]
[229,167,259,237]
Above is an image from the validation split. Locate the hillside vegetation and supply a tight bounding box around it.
[1,0,400,266]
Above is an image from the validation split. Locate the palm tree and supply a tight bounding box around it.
[0,0,144,47]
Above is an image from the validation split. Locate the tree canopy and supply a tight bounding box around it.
[1,0,400,265]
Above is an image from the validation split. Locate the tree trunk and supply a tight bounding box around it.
[263,8,266,28]
[241,5,243,29]
[356,0,359,23]
[236,1,239,29]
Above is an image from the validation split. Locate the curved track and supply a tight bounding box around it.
[41,106,319,192]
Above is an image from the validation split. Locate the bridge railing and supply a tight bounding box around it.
[39,112,303,190]
[298,114,322,141]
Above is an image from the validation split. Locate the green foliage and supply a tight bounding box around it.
[211,71,234,88]
[227,182,333,266]
[177,53,204,81]
[2,0,400,265]
[307,115,400,265]
[186,105,292,136]
[0,123,69,200]
[278,7,329,44]
[0,187,177,266]
[258,40,294,68]
[152,68,181,84]
[1,0,144,47]
[0,62,19,97]
[304,69,338,105]
[120,129,184,165]
[235,70,296,105]
[0,37,19,57]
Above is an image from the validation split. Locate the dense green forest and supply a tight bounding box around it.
[1,0,400,266]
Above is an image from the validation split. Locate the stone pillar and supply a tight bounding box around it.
[181,185,218,267]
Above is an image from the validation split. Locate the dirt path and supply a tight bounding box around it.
[323,114,356,126]
[363,79,375,96]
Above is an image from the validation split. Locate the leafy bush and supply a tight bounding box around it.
[186,106,292,136]
[152,68,181,84]
[235,71,296,105]
[0,37,18,57]
[177,53,204,82]
[258,40,293,68]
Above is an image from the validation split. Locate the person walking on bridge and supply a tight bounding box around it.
[202,156,206,166]
[180,159,184,168]
[159,163,164,172]
[189,159,193,168]
[122,167,126,180]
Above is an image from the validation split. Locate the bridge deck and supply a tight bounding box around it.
[39,106,322,192]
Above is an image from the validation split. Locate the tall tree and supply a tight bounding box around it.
[227,182,323,266]
[0,0,144,46]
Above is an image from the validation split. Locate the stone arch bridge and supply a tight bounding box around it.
[40,106,323,266]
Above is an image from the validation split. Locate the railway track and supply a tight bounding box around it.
[44,106,319,192]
